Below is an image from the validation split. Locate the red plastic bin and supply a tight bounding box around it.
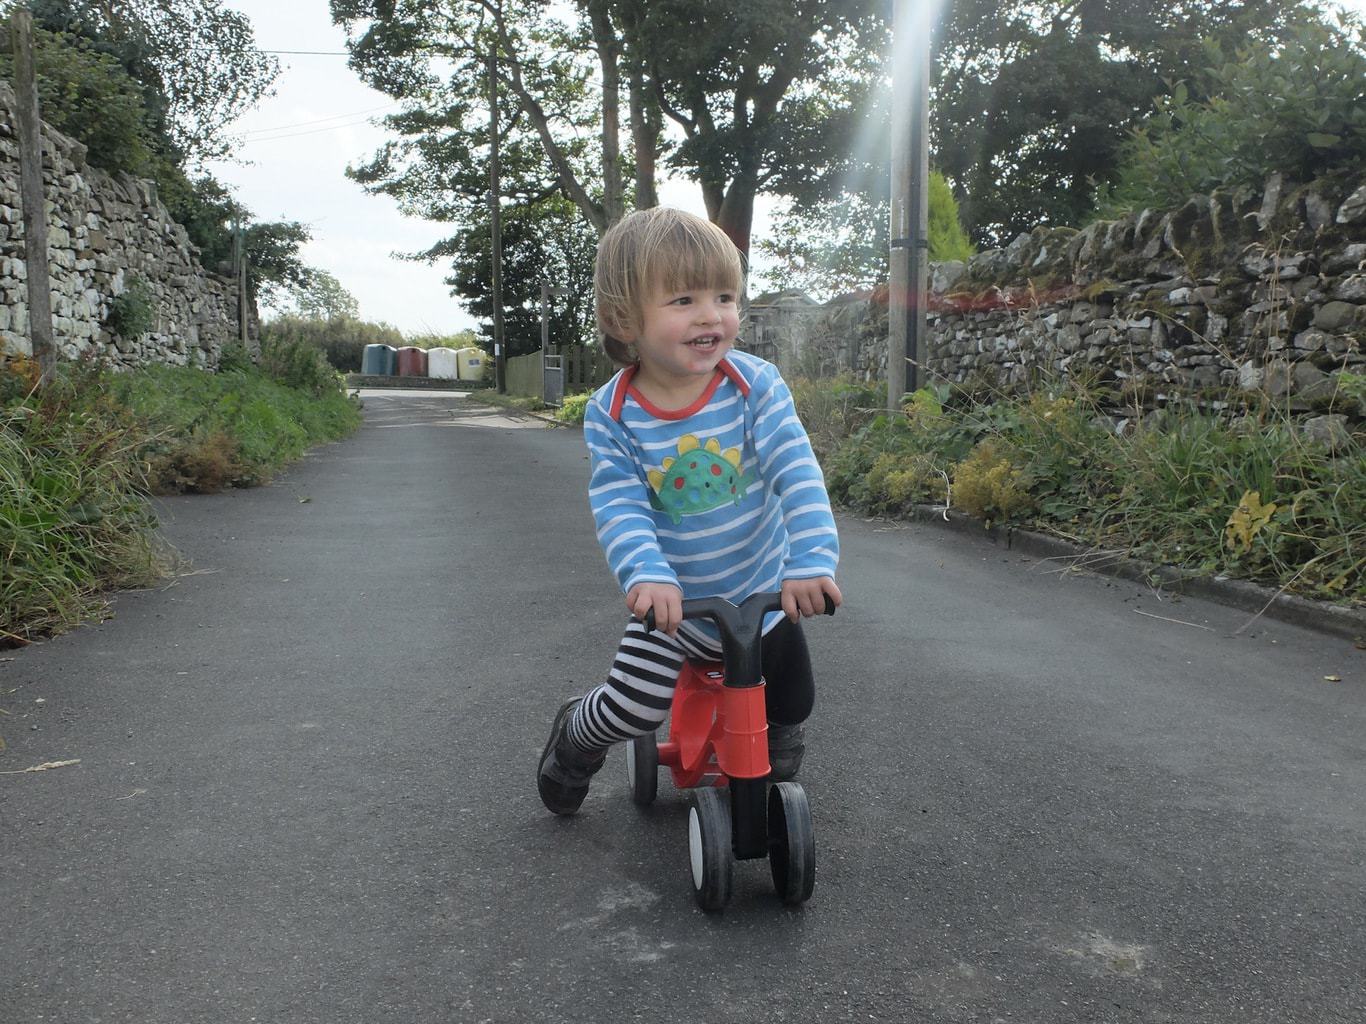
[396,346,428,377]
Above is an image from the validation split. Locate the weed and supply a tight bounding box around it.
[107,275,156,338]
[556,392,592,425]
[803,374,1364,605]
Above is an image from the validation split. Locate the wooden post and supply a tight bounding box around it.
[10,9,55,383]
[237,223,249,350]
[488,53,506,394]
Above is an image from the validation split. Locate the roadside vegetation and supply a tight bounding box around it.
[792,375,1366,607]
[0,343,360,646]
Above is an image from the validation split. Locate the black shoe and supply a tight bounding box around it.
[537,699,608,815]
[767,721,805,782]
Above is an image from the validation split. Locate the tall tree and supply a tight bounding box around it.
[629,0,885,253]
[334,0,631,234]
[333,0,887,255]
[429,196,598,358]
[931,0,1332,245]
[25,0,280,168]
[290,270,360,322]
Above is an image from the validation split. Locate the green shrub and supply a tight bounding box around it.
[800,374,1364,604]
[790,375,883,461]
[0,363,169,644]
[952,439,1034,525]
[556,392,592,424]
[107,275,156,339]
[258,337,345,397]
[260,314,404,373]
[1096,18,1366,215]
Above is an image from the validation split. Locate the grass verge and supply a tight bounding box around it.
[1,344,361,645]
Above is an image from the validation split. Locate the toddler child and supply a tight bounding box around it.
[537,206,842,815]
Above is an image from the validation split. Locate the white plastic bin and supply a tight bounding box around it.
[427,347,458,380]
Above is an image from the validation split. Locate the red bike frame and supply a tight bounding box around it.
[656,661,771,788]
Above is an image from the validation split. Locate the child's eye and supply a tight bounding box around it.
[718,294,735,304]
[668,295,692,305]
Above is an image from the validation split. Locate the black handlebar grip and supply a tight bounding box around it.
[641,594,835,633]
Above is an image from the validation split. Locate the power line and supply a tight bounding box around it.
[259,49,350,55]
[243,103,398,136]
[241,115,387,143]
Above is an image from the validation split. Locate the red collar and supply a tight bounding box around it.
[608,358,749,421]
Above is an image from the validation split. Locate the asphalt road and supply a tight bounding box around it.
[3,391,1364,1024]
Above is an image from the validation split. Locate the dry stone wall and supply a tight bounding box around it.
[0,80,254,369]
[788,173,1366,414]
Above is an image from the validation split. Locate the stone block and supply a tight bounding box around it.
[1304,192,1334,231]
[1332,276,1366,303]
[1323,243,1366,275]
[1189,365,1222,388]
[1256,172,1284,230]
[1313,301,1361,331]
[1302,414,1351,451]
[1336,183,1366,225]
[1291,277,1322,300]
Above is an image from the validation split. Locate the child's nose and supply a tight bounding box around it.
[695,300,722,323]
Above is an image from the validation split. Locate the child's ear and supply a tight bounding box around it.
[601,311,638,343]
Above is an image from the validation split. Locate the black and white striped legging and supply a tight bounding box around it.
[567,616,815,753]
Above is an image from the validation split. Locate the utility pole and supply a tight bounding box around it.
[10,9,55,384]
[488,52,506,394]
[233,220,249,351]
[889,0,932,409]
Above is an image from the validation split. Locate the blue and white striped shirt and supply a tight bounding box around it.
[584,351,839,630]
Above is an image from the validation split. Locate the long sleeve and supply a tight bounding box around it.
[748,367,840,580]
[583,400,679,593]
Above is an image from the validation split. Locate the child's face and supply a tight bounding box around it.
[624,283,740,385]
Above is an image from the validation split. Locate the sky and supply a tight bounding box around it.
[211,1,1366,337]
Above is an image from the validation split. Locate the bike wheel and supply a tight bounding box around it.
[626,731,659,805]
[768,782,816,906]
[688,787,734,912]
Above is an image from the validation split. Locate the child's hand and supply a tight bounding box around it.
[781,576,842,623]
[627,582,684,636]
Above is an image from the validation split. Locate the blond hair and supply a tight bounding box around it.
[594,207,746,366]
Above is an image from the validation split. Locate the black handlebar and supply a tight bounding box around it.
[639,591,836,688]
[642,592,836,635]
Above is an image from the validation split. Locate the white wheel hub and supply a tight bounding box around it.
[688,806,704,890]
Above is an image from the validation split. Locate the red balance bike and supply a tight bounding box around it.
[630,591,835,912]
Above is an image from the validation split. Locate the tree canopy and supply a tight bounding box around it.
[3,1,309,303]
[332,0,887,256]
[331,0,1356,323]
[932,0,1334,245]
[25,0,280,168]
[1095,15,1366,216]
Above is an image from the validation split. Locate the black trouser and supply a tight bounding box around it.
[567,615,815,752]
